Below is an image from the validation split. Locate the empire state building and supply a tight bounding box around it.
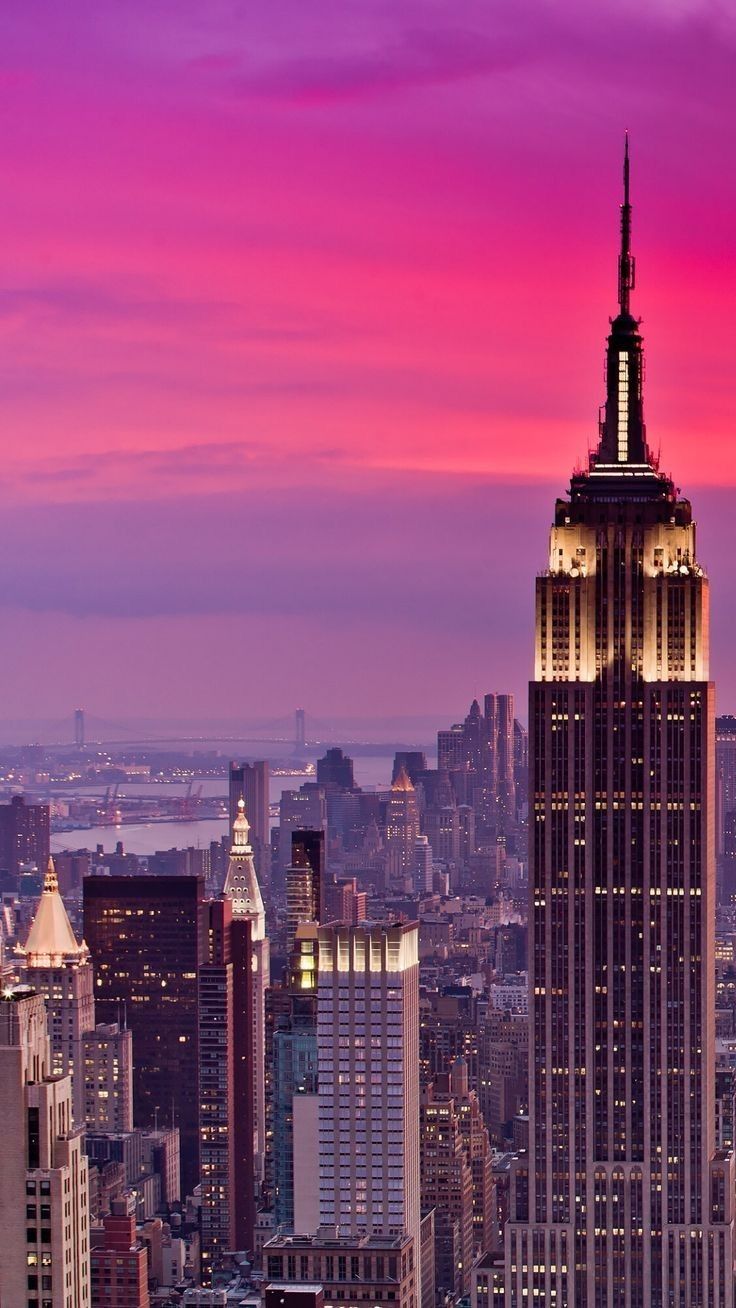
[505,145,735,1305]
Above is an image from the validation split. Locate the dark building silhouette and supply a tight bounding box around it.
[506,142,734,1304]
[83,874,206,1197]
[437,697,516,840]
[286,829,324,956]
[392,752,428,785]
[316,748,355,792]
[0,794,50,887]
[199,896,254,1279]
[229,760,270,876]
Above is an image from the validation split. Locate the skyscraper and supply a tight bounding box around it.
[19,856,95,1126]
[285,828,324,957]
[506,144,735,1305]
[273,923,319,1230]
[83,873,206,1197]
[385,768,420,890]
[0,986,90,1307]
[82,1021,133,1133]
[229,761,270,876]
[199,896,255,1279]
[0,793,50,888]
[224,797,269,1192]
[316,922,421,1256]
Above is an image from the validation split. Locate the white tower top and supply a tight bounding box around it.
[19,858,90,968]
[223,798,266,939]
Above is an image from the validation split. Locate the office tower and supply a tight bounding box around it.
[422,804,460,868]
[414,836,433,894]
[286,829,324,957]
[418,988,481,1088]
[420,1079,474,1298]
[450,1058,495,1259]
[716,716,736,900]
[90,1192,150,1308]
[198,887,258,1267]
[385,768,420,888]
[140,1126,181,1207]
[317,922,421,1258]
[506,146,735,1305]
[83,1022,133,1132]
[273,923,319,1229]
[317,748,355,791]
[53,850,91,897]
[392,753,428,785]
[0,793,50,887]
[224,797,269,1193]
[0,986,90,1307]
[84,874,206,1197]
[512,719,528,816]
[438,724,466,772]
[279,786,327,875]
[322,874,368,926]
[19,856,95,1126]
[484,694,516,835]
[437,697,518,843]
[229,761,270,874]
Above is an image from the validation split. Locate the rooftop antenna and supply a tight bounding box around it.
[618,132,635,315]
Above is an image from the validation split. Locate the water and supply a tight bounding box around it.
[50,754,403,857]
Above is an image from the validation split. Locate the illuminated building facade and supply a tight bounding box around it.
[83,874,205,1197]
[0,986,90,1308]
[286,828,324,958]
[317,921,421,1294]
[505,144,735,1305]
[224,797,269,1193]
[199,896,256,1279]
[82,1022,133,1133]
[385,769,420,890]
[273,923,319,1229]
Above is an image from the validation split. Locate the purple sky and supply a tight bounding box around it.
[0,1,735,727]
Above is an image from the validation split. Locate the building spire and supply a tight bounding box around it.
[583,134,655,475]
[18,857,89,967]
[223,795,265,938]
[618,132,635,316]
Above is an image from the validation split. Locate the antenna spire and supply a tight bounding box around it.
[618,132,635,315]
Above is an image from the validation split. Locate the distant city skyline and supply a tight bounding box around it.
[0,4,734,719]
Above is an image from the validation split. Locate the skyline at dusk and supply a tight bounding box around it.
[1,1,735,722]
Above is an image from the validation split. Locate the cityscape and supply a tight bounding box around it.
[1,5,735,1308]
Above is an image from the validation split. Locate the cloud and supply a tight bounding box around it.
[235,24,539,105]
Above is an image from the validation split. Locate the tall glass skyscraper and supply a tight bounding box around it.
[506,144,735,1305]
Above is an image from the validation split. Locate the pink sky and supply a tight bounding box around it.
[0,1,735,727]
